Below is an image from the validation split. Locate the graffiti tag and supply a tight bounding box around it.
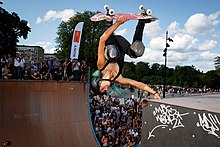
[148,104,189,139]
[196,113,220,138]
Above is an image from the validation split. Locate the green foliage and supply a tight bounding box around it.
[203,70,220,90]
[121,61,219,89]
[214,56,220,69]
[135,61,150,82]
[123,62,136,79]
[55,11,108,70]
[0,6,31,56]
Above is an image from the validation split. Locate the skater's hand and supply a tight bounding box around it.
[117,16,128,25]
[153,93,161,99]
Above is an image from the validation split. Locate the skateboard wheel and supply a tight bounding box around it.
[109,9,115,15]
[139,5,144,11]
[104,5,109,10]
[146,9,152,15]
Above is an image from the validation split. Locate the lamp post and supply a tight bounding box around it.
[163,31,173,98]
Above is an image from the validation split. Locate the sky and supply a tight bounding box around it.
[2,0,220,73]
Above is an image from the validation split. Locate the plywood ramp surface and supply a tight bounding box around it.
[0,81,98,147]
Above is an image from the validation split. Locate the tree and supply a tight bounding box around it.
[204,70,220,91]
[214,56,220,77]
[135,61,150,82]
[0,5,31,57]
[55,11,108,71]
[123,62,136,80]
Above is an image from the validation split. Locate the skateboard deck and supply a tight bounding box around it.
[90,5,158,22]
[90,13,157,21]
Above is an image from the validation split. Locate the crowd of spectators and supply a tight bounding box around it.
[90,94,143,147]
[0,53,89,81]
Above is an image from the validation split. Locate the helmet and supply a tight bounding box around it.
[104,44,120,63]
[90,77,103,94]
[90,77,112,95]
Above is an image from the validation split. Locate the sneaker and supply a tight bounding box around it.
[139,16,157,23]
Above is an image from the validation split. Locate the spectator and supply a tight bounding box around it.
[40,71,47,80]
[62,58,70,81]
[40,61,49,74]
[2,64,12,79]
[71,59,80,81]
[1,54,8,66]
[7,53,14,74]
[66,59,72,81]
[101,134,109,146]
[25,54,32,72]
[45,69,53,80]
[22,66,30,80]
[20,54,25,74]
[13,53,21,79]
[30,69,40,80]
[53,58,61,71]
[7,53,13,66]
[54,66,63,81]
[80,59,89,82]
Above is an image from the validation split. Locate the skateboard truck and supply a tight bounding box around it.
[104,5,115,22]
[139,5,152,16]
[104,5,115,16]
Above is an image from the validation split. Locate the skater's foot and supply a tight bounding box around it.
[139,16,157,23]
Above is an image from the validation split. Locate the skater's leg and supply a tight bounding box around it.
[132,21,145,42]
[130,21,146,57]
[115,21,146,58]
[114,35,137,58]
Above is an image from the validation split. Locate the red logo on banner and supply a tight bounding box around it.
[73,31,81,43]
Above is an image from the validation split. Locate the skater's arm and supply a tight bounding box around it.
[116,75,160,99]
[97,16,128,69]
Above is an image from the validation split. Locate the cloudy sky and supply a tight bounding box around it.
[2,0,220,72]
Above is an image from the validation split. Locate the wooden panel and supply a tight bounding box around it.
[0,81,98,147]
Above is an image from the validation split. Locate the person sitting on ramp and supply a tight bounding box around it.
[91,16,160,99]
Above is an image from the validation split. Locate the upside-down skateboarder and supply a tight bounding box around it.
[91,15,160,99]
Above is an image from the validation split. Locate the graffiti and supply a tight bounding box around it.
[148,124,168,139]
[148,104,189,139]
[153,104,189,129]
[196,113,220,138]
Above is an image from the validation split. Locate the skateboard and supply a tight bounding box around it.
[90,5,158,22]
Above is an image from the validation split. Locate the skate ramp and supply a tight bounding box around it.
[0,81,99,147]
[141,94,220,147]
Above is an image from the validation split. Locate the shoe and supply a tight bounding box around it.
[139,16,157,23]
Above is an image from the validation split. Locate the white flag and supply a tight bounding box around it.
[70,22,84,60]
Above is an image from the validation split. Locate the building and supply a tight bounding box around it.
[16,45,44,61]
[44,53,56,60]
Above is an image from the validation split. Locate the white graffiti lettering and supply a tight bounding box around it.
[196,113,220,138]
[148,104,189,139]
[153,104,189,129]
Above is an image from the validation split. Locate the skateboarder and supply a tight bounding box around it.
[91,16,160,99]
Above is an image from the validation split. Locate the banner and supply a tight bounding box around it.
[70,22,84,60]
